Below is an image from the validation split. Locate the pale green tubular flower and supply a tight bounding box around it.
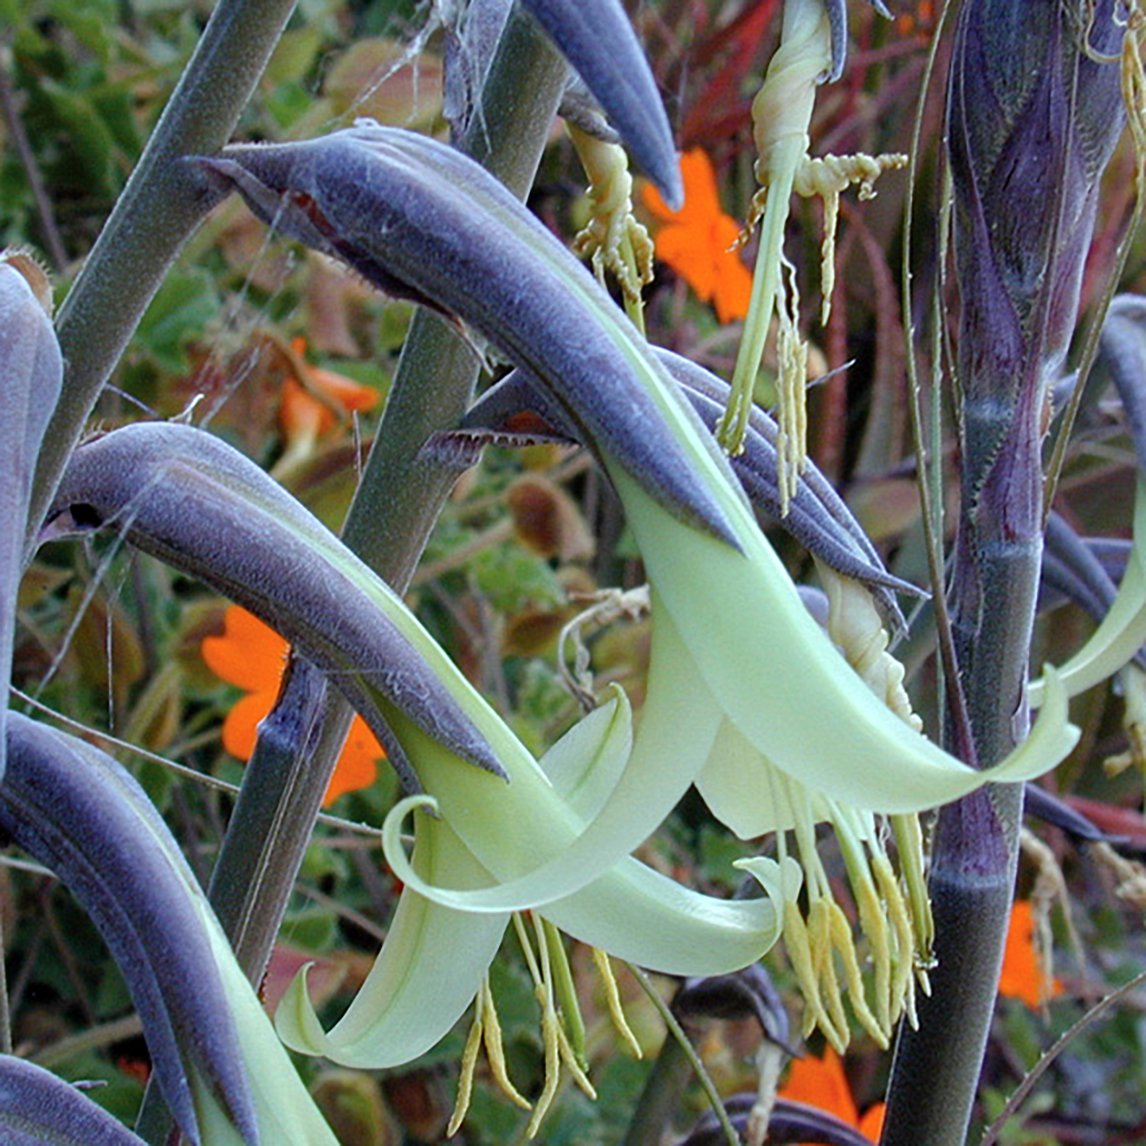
[47,422,794,1088]
[197,122,1087,1053]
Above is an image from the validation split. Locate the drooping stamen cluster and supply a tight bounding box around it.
[569,123,655,328]
[721,0,904,512]
[768,567,933,1049]
[449,912,642,1138]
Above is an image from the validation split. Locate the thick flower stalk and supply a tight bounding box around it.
[884,2,1127,1140]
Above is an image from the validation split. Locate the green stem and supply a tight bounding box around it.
[621,966,738,1146]
[32,0,299,546]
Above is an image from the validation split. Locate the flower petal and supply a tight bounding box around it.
[275,813,507,1066]
[202,603,288,693]
[615,467,1079,815]
[1030,478,1146,707]
[376,605,720,913]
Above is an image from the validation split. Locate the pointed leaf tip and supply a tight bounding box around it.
[46,421,506,784]
[206,125,736,545]
[522,0,683,206]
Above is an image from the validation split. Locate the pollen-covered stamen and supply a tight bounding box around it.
[833,807,895,1041]
[448,974,532,1136]
[775,254,809,512]
[788,803,860,1050]
[891,812,934,968]
[870,848,923,1025]
[781,891,846,1049]
[592,947,642,1058]
[543,918,589,1071]
[517,914,596,1138]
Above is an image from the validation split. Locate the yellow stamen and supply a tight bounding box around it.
[891,812,935,964]
[825,895,887,1047]
[724,0,905,503]
[448,975,531,1137]
[833,810,894,1038]
[784,896,845,1049]
[527,914,562,1138]
[447,993,485,1136]
[807,897,849,1050]
[480,977,531,1111]
[592,947,642,1058]
[543,918,588,1070]
[871,849,918,1021]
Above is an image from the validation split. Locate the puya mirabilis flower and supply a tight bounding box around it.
[640,148,753,324]
[194,122,1093,1051]
[721,0,904,510]
[44,420,797,1125]
[197,123,1100,1049]
[202,603,383,805]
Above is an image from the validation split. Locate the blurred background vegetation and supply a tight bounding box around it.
[4,0,1146,1141]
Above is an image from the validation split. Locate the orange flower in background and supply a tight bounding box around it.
[778,1047,885,1144]
[278,336,379,450]
[641,148,754,323]
[999,899,1064,1009]
[201,604,382,805]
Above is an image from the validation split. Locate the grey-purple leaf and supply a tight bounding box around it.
[0,1055,147,1146]
[825,0,892,83]
[1042,511,1123,628]
[521,0,682,206]
[196,123,736,546]
[42,422,503,786]
[1,714,257,1145]
[1023,784,1121,845]
[0,253,63,783]
[1100,294,1146,474]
